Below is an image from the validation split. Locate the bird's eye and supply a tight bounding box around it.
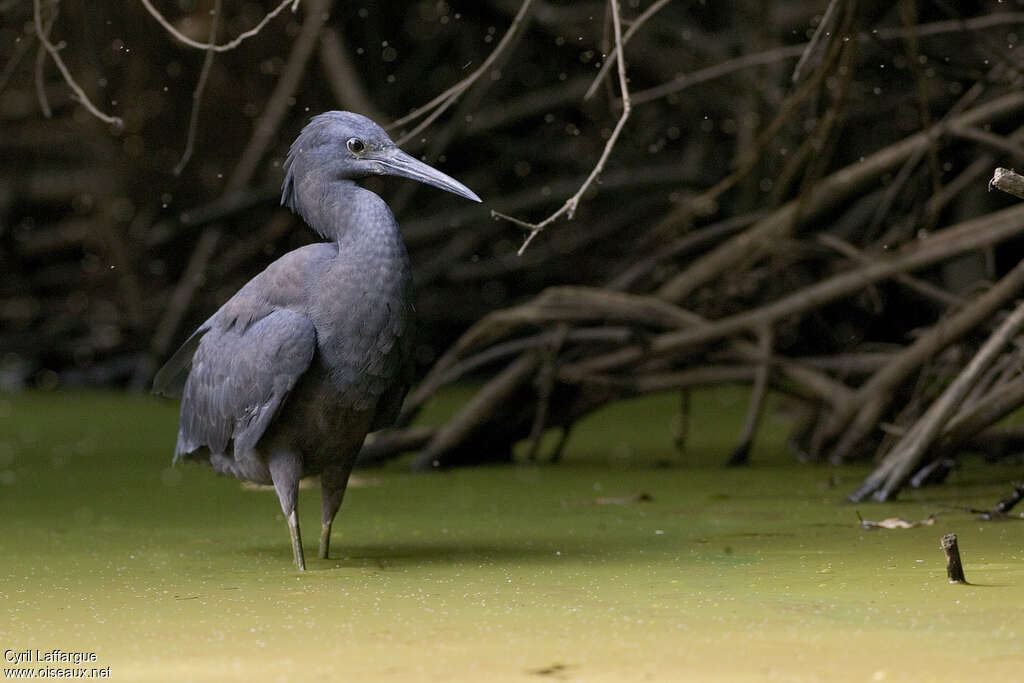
[346,138,365,154]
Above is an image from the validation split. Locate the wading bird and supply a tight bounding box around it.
[154,112,481,570]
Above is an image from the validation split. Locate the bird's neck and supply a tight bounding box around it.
[292,176,400,247]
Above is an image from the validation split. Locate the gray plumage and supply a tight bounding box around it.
[153,112,480,570]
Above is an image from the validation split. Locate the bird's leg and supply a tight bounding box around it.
[319,462,356,560]
[286,509,304,571]
[269,450,305,571]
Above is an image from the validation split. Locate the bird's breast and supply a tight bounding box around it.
[308,244,411,408]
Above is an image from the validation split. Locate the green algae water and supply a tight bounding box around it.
[1,389,1022,681]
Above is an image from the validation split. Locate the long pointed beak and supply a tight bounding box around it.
[374,149,481,203]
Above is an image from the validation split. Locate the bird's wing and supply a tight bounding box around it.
[174,309,316,460]
[368,327,414,432]
[369,378,409,432]
[152,322,212,397]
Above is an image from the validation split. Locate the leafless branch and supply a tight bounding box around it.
[792,0,841,84]
[873,11,1024,40]
[138,0,298,53]
[390,0,536,145]
[33,0,55,117]
[584,0,673,100]
[318,27,384,121]
[143,0,327,377]
[852,296,1024,501]
[33,0,123,127]
[226,0,327,191]
[494,0,632,254]
[951,126,1024,163]
[0,20,34,94]
[631,13,1024,106]
[173,0,221,176]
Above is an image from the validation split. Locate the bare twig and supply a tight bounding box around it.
[173,0,220,176]
[631,13,1024,106]
[227,0,326,191]
[412,353,541,471]
[0,20,34,94]
[817,233,965,309]
[139,0,298,53]
[33,0,123,127]
[390,0,536,145]
[494,0,631,254]
[147,228,222,365]
[525,324,569,461]
[608,212,763,292]
[630,43,808,105]
[852,296,1024,502]
[397,327,632,425]
[792,0,841,84]
[901,0,943,205]
[584,0,673,100]
[874,12,1024,40]
[922,124,1024,224]
[357,427,435,467]
[33,0,55,117]
[318,27,384,122]
[987,484,1024,517]
[569,201,1024,376]
[727,324,774,466]
[952,127,1024,162]
[937,374,1024,455]
[143,0,327,380]
[822,253,1024,459]
[561,365,763,393]
[657,92,1024,303]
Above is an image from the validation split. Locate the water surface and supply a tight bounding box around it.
[1,389,1021,681]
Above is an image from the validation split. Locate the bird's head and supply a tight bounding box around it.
[281,111,481,213]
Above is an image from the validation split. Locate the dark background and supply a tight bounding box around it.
[5,1,1024,489]
[2,0,1014,385]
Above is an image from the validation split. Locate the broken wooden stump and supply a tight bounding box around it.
[989,167,1024,200]
[940,533,967,584]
